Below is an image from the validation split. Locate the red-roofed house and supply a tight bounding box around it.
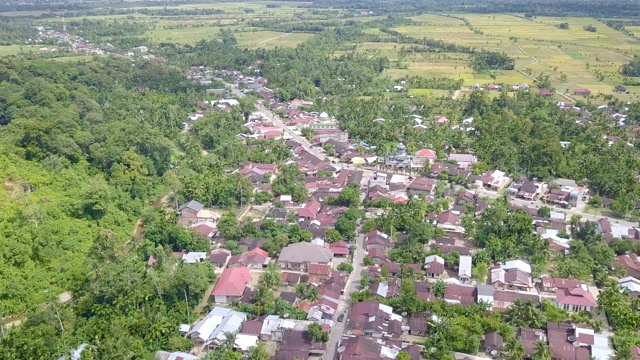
[618,253,640,278]
[539,89,553,97]
[147,256,157,267]
[556,287,597,312]
[212,267,251,303]
[573,88,592,96]
[308,264,332,280]
[228,248,270,268]
[330,241,350,257]
[299,201,321,219]
[413,148,437,168]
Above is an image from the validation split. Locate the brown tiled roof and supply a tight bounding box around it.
[409,316,428,332]
[281,272,302,283]
[618,253,640,272]
[308,263,332,276]
[408,177,436,192]
[274,350,309,360]
[280,291,297,304]
[504,268,531,286]
[341,335,381,357]
[241,320,263,335]
[238,237,266,250]
[368,248,387,260]
[209,251,230,266]
[444,284,477,307]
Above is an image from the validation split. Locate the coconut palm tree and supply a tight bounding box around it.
[503,337,526,360]
[532,340,551,360]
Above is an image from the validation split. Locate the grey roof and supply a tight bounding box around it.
[477,284,495,297]
[458,255,472,278]
[278,242,333,264]
[179,200,204,212]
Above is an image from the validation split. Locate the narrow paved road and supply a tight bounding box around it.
[325,230,366,360]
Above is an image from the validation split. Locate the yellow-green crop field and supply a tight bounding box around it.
[357,13,640,100]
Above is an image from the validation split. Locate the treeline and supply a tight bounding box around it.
[470,50,515,71]
[0,19,38,45]
[621,56,640,77]
[404,76,463,91]
[300,0,640,17]
[61,18,149,38]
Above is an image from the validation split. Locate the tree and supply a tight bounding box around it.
[363,256,374,266]
[537,206,551,218]
[532,340,552,360]
[307,322,329,342]
[337,262,354,273]
[248,342,270,360]
[504,299,545,328]
[259,262,281,289]
[503,337,526,360]
[432,280,447,298]
[588,194,602,208]
[397,350,411,360]
[301,127,313,139]
[324,229,342,243]
[218,213,241,241]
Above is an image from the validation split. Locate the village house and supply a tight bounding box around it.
[619,276,640,297]
[227,248,270,268]
[573,88,592,96]
[483,332,504,358]
[446,153,478,169]
[555,285,598,312]
[436,210,464,234]
[346,301,403,339]
[329,240,350,257]
[208,250,230,268]
[617,253,640,278]
[491,260,533,291]
[275,329,327,359]
[367,248,388,264]
[539,89,553,97]
[412,148,438,168]
[308,264,332,282]
[424,255,446,279]
[238,237,266,252]
[278,242,333,270]
[365,230,394,250]
[444,283,477,307]
[239,163,277,183]
[479,169,512,191]
[509,179,541,200]
[458,255,473,284]
[178,200,222,227]
[299,200,321,220]
[187,307,247,347]
[190,220,218,239]
[407,177,437,196]
[211,267,251,303]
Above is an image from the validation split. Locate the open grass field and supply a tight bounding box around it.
[236,31,313,48]
[0,46,26,56]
